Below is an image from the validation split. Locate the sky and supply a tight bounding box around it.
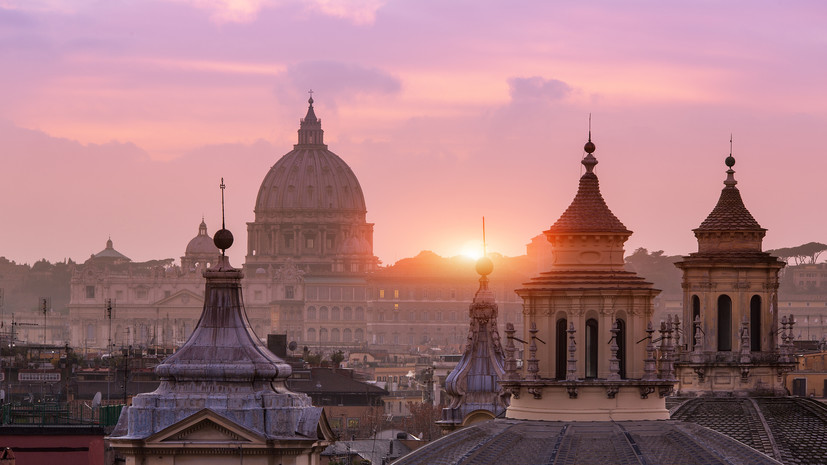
[1,0,826,266]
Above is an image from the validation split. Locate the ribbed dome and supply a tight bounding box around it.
[254,98,366,215]
[185,220,220,256]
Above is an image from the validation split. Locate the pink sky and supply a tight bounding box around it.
[1,0,826,266]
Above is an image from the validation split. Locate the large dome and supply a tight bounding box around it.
[244,97,376,276]
[254,97,366,215]
[186,219,219,256]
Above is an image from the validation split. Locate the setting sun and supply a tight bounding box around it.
[460,240,485,260]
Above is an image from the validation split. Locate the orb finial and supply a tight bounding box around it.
[308,89,314,106]
[584,113,596,154]
[214,178,234,253]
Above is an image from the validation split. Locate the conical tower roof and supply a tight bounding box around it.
[695,155,764,232]
[546,140,630,235]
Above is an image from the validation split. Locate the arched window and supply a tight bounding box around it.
[718,295,732,351]
[354,328,364,342]
[331,306,340,320]
[355,307,364,321]
[585,319,599,378]
[307,328,316,342]
[616,318,627,379]
[307,306,316,320]
[343,328,352,342]
[556,318,567,380]
[343,307,352,320]
[692,295,700,350]
[320,328,329,342]
[319,306,329,320]
[331,328,340,342]
[750,295,762,352]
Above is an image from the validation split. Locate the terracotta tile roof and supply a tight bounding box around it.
[546,172,630,234]
[696,185,763,231]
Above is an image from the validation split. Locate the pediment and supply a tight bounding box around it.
[153,289,204,307]
[146,409,264,445]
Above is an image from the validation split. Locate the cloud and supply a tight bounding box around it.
[308,0,387,26]
[274,60,401,106]
[508,76,573,103]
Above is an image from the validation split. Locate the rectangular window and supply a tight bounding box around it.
[306,286,317,299]
[394,303,399,311]
[86,286,95,299]
[394,289,399,299]
[285,286,294,299]
[284,234,294,248]
[305,237,315,248]
[326,235,334,250]
[136,288,148,300]
[379,289,385,299]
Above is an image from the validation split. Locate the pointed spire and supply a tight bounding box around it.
[297,90,324,146]
[545,124,629,234]
[695,139,763,233]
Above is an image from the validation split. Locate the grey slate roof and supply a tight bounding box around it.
[696,184,763,232]
[671,396,827,465]
[393,419,781,465]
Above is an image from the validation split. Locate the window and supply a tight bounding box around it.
[355,328,364,342]
[306,236,315,248]
[320,306,329,320]
[343,307,352,320]
[750,295,762,352]
[718,295,733,351]
[379,289,385,299]
[326,235,334,250]
[307,328,316,342]
[284,234,294,248]
[86,286,95,299]
[320,328,329,342]
[307,306,316,320]
[355,307,364,321]
[254,290,263,301]
[343,328,352,342]
[116,290,123,300]
[692,295,701,350]
[331,328,340,342]
[331,307,340,320]
[285,286,294,299]
[585,319,598,378]
[136,288,148,300]
[394,289,399,299]
[556,319,567,379]
[394,303,399,311]
[437,311,442,321]
[615,318,627,379]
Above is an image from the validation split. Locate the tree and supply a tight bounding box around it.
[330,350,345,368]
[624,248,683,295]
[406,401,442,441]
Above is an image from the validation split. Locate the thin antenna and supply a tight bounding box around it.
[730,134,733,155]
[482,216,487,257]
[220,177,226,229]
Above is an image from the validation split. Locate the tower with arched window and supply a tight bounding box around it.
[674,153,791,395]
[504,135,672,421]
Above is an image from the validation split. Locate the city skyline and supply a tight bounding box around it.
[1,1,826,266]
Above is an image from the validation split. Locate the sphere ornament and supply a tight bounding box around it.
[584,140,596,154]
[214,228,234,251]
[725,155,736,168]
[476,256,494,276]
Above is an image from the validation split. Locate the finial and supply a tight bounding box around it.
[584,114,595,154]
[308,89,314,106]
[724,136,737,187]
[476,216,494,276]
[214,177,234,254]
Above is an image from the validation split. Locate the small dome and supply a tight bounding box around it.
[185,220,220,256]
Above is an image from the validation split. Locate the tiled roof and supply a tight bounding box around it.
[547,172,630,234]
[696,185,763,231]
[671,396,827,465]
[393,418,781,465]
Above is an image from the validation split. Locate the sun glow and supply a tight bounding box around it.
[459,240,484,260]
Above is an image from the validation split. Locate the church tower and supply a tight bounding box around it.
[674,152,793,395]
[503,135,674,421]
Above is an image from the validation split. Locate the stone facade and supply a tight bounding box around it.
[673,155,793,396]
